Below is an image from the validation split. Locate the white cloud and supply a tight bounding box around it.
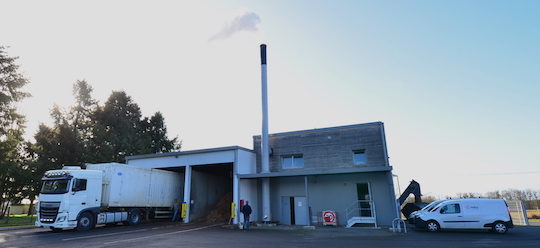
[209,10,261,41]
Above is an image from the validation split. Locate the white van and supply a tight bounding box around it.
[413,198,513,233]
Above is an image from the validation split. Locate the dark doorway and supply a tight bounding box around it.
[289,197,296,225]
[356,183,372,217]
[190,163,233,222]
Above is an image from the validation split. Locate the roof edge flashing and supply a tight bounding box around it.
[253,122,384,139]
[126,146,254,162]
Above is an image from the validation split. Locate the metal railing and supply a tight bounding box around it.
[392,218,407,233]
[507,200,529,226]
[345,200,377,227]
[346,200,375,218]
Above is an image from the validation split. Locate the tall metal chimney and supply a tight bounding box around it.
[260,44,271,222]
[261,44,269,173]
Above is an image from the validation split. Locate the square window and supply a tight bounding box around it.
[353,150,367,165]
[294,156,304,168]
[282,155,304,169]
[283,157,293,169]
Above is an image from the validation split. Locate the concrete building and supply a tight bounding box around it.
[125,122,398,227]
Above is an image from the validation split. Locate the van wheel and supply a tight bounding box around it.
[127,209,142,225]
[492,222,508,234]
[77,212,95,231]
[426,220,440,232]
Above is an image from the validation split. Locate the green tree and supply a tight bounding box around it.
[93,91,149,162]
[92,91,180,162]
[70,80,97,162]
[27,82,181,205]
[143,112,181,153]
[0,46,30,218]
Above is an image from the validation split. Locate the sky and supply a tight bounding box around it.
[1,0,539,197]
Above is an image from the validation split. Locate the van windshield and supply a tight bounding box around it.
[41,179,70,194]
[429,202,446,212]
[422,200,445,211]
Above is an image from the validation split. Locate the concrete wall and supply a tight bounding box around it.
[237,149,257,174]
[268,172,397,226]
[189,167,232,221]
[239,178,259,222]
[253,123,388,173]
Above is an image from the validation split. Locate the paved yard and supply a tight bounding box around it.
[1,222,539,248]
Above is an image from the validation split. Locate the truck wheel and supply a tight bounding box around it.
[492,222,508,234]
[77,212,95,231]
[426,220,440,232]
[127,209,142,225]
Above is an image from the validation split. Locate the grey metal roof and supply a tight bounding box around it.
[253,122,383,138]
[125,146,254,161]
[238,166,392,178]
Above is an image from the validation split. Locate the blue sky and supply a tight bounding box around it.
[230,0,540,195]
[2,0,539,196]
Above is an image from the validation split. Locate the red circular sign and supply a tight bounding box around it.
[323,211,336,224]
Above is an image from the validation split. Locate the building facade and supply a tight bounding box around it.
[125,122,398,227]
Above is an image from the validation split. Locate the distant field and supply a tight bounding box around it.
[527,209,540,219]
[0,215,36,227]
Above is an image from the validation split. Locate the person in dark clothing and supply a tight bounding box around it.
[240,201,252,230]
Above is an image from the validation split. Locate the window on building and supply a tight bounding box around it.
[282,155,304,169]
[353,149,367,165]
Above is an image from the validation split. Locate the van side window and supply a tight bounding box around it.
[440,204,460,214]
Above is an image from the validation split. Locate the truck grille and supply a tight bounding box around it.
[40,201,61,223]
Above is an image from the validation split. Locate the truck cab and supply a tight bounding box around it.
[36,168,103,231]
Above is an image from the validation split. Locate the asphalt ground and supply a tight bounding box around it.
[0,222,539,248]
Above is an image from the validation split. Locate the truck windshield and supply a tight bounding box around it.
[41,179,70,194]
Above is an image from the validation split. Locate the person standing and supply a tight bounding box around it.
[241,201,252,230]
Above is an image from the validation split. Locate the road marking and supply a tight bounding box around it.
[103,224,221,245]
[21,231,66,238]
[62,228,149,241]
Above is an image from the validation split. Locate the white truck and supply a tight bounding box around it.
[35,163,182,231]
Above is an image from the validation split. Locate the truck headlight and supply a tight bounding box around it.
[57,216,66,222]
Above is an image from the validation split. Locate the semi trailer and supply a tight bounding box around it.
[35,163,182,231]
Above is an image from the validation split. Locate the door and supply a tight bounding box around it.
[356,183,372,217]
[280,196,292,225]
[294,197,308,225]
[438,203,468,229]
[280,196,308,225]
[69,178,89,221]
